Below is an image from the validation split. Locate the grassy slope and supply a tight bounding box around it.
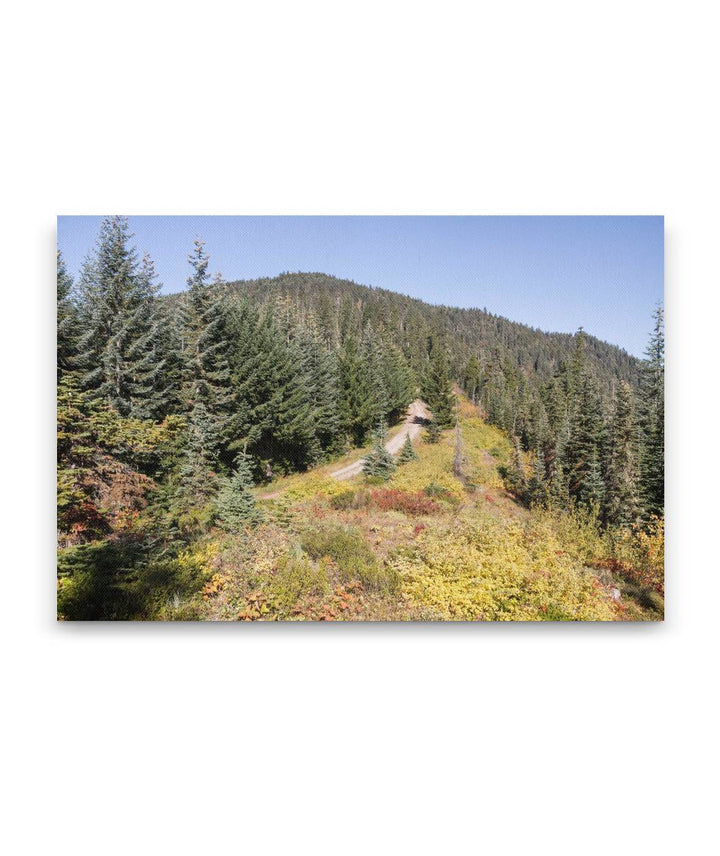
[192,397,663,622]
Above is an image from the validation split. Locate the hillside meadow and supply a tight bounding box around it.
[114,397,663,623]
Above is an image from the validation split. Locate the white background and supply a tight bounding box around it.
[2,1,717,854]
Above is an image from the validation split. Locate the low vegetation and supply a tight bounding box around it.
[133,398,663,622]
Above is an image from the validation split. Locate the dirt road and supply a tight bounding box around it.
[329,399,430,481]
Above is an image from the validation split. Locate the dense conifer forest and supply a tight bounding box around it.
[57,217,664,620]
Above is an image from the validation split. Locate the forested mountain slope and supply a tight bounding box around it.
[57,219,663,620]
[216,272,640,393]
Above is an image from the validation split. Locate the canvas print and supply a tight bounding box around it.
[56,216,664,621]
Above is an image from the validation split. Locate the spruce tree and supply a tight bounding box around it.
[398,433,418,464]
[339,336,378,445]
[562,333,607,511]
[170,402,220,530]
[360,330,390,429]
[273,334,321,469]
[299,327,345,455]
[74,216,162,417]
[184,241,235,433]
[564,379,606,510]
[421,338,454,428]
[425,420,442,444]
[525,444,549,506]
[638,306,664,518]
[216,450,262,530]
[362,422,396,480]
[231,309,318,474]
[503,435,527,497]
[605,380,640,526]
[57,249,76,381]
[381,345,415,423]
[124,253,168,420]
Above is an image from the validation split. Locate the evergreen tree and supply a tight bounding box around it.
[421,338,454,427]
[360,330,389,429]
[398,433,418,464]
[562,333,606,511]
[425,420,443,444]
[170,402,220,531]
[216,450,262,530]
[362,422,396,480]
[299,327,345,455]
[381,345,415,423]
[605,380,640,526]
[338,336,377,445]
[231,309,318,475]
[183,240,235,454]
[124,253,167,420]
[525,445,549,506]
[57,249,76,381]
[638,306,664,518]
[74,216,162,417]
[273,333,321,469]
[503,435,527,497]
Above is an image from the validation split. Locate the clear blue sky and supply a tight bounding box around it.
[57,215,664,357]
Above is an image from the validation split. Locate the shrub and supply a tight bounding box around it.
[390,507,619,621]
[267,553,330,611]
[330,490,358,510]
[368,489,440,515]
[423,482,461,507]
[330,488,440,516]
[606,516,665,594]
[299,523,397,593]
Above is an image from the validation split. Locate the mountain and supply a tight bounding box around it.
[217,271,641,394]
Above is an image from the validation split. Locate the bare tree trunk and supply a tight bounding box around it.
[453,399,464,480]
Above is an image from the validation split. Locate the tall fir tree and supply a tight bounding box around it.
[338,336,378,445]
[182,239,236,460]
[124,253,168,420]
[605,380,640,526]
[381,344,415,423]
[73,216,163,418]
[299,326,345,455]
[422,337,454,428]
[231,308,318,475]
[169,402,220,532]
[57,249,76,381]
[638,306,664,518]
[562,331,606,511]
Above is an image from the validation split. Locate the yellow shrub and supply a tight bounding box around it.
[391,508,617,621]
[177,540,220,580]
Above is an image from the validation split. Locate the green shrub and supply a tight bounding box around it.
[423,482,461,506]
[329,490,358,510]
[267,553,329,612]
[299,523,398,593]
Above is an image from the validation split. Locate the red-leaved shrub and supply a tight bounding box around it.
[367,489,440,516]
